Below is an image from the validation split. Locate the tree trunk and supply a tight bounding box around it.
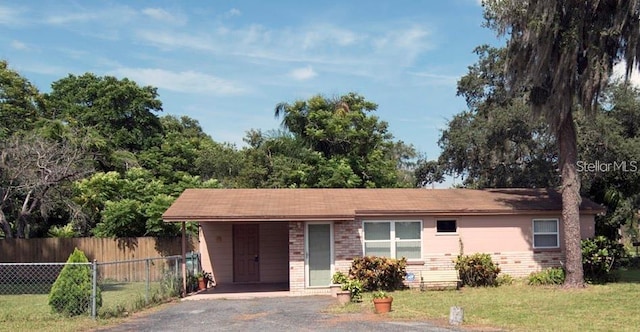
[0,209,13,238]
[557,112,584,287]
[16,190,34,239]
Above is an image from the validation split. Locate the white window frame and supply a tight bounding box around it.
[532,218,560,249]
[362,220,422,260]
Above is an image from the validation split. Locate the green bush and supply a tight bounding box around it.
[331,271,348,285]
[527,267,565,286]
[343,278,363,302]
[49,248,102,316]
[582,236,627,283]
[454,253,501,287]
[349,256,407,291]
[496,274,515,286]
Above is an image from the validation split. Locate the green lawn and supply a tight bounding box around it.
[0,281,176,332]
[332,269,640,332]
[3,271,640,332]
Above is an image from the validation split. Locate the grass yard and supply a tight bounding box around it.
[0,281,175,332]
[332,269,640,332]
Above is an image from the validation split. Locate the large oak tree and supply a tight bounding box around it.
[483,0,640,286]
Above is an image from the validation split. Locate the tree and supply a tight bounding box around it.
[75,168,219,237]
[45,73,164,170]
[273,93,412,188]
[234,129,319,188]
[0,132,93,238]
[578,81,640,241]
[441,47,640,242]
[138,115,219,182]
[49,248,101,316]
[0,60,45,139]
[483,0,640,286]
[439,46,558,189]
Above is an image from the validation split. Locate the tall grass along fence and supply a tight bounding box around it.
[0,255,185,319]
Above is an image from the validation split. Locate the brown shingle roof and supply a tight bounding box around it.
[162,188,605,222]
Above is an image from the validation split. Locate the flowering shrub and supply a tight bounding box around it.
[349,256,407,291]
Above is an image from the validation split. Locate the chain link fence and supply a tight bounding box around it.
[0,255,186,319]
[97,256,182,318]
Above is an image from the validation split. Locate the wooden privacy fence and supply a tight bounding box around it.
[0,237,198,263]
[0,237,199,284]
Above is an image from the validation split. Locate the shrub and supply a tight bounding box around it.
[349,256,407,291]
[343,279,363,302]
[527,267,565,286]
[496,274,515,286]
[582,236,627,283]
[372,290,389,299]
[49,248,102,316]
[454,253,501,287]
[331,271,348,285]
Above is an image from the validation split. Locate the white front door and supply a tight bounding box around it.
[305,223,333,287]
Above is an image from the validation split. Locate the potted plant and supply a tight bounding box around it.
[345,279,363,302]
[372,290,393,314]
[331,271,348,297]
[336,287,351,305]
[195,271,208,291]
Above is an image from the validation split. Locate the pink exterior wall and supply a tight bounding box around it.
[288,214,596,294]
[200,222,233,283]
[202,213,597,294]
[416,214,595,280]
[200,222,289,285]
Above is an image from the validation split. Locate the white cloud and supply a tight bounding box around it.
[110,67,246,95]
[142,7,186,25]
[0,5,26,26]
[226,8,241,17]
[409,72,460,86]
[44,5,136,26]
[135,30,216,52]
[45,12,99,25]
[17,63,66,76]
[10,40,29,50]
[134,22,434,80]
[301,25,359,49]
[373,25,432,65]
[289,66,317,81]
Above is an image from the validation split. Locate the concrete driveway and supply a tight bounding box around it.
[97,295,465,332]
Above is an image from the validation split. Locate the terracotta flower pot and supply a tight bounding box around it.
[373,296,393,314]
[198,277,207,291]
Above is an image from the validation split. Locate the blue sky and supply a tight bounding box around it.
[1,0,500,167]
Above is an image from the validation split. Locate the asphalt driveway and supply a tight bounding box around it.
[97,296,465,332]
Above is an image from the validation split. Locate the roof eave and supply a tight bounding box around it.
[163,215,355,223]
[354,208,604,217]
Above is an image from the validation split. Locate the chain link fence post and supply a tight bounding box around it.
[92,259,98,319]
[145,258,150,305]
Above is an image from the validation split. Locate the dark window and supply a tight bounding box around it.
[436,220,457,233]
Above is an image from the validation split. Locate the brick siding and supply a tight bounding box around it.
[288,220,567,294]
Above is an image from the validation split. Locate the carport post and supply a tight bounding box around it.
[181,221,187,296]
